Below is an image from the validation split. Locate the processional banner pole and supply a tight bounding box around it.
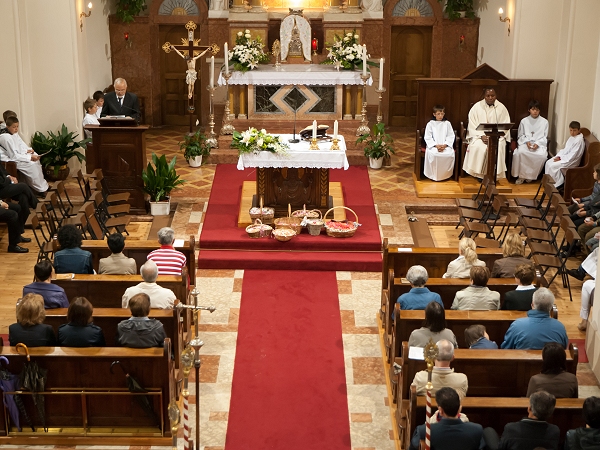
[423,339,439,450]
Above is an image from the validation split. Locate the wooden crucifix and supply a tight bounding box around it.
[162,21,219,133]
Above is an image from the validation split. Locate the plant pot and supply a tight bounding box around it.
[188,156,202,167]
[369,156,384,169]
[44,165,70,181]
[149,199,171,216]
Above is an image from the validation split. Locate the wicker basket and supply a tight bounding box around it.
[272,228,295,242]
[249,197,274,224]
[305,210,324,236]
[273,204,303,235]
[246,219,273,238]
[291,205,321,219]
[323,206,359,238]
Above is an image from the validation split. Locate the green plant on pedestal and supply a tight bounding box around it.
[141,153,185,202]
[438,0,476,20]
[31,124,88,181]
[356,122,395,160]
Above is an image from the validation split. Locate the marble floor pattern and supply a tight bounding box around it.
[3,128,599,450]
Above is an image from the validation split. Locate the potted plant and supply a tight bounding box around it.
[116,0,147,23]
[437,0,476,20]
[179,130,211,167]
[356,122,395,169]
[31,124,89,181]
[141,153,185,216]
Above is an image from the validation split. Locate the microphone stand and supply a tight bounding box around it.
[289,86,299,143]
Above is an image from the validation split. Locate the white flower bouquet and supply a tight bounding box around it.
[231,128,289,155]
[321,30,377,71]
[228,30,270,73]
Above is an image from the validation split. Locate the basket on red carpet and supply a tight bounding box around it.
[291,206,321,219]
[246,219,273,238]
[272,228,296,242]
[324,206,359,238]
[249,197,274,224]
[273,204,303,235]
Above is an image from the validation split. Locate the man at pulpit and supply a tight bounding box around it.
[462,88,511,179]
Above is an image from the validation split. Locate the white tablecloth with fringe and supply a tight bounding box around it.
[218,65,372,86]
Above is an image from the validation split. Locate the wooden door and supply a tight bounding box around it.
[389,26,432,127]
[159,25,200,126]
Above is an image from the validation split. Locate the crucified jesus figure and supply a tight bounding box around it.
[168,45,210,99]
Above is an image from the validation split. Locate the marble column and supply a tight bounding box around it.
[343,86,353,120]
[239,86,247,119]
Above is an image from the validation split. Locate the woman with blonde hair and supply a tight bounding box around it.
[8,293,56,346]
[491,232,531,278]
[442,237,486,278]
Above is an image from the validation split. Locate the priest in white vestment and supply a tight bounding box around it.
[511,101,549,183]
[0,117,49,193]
[423,107,455,181]
[462,89,511,179]
[544,121,585,187]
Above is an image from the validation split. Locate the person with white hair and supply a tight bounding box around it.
[501,287,568,349]
[100,78,141,122]
[411,339,469,399]
[396,265,443,310]
[121,260,176,309]
[147,227,187,276]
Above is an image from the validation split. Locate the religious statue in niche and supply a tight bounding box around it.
[288,25,304,58]
[209,0,226,10]
[280,10,312,62]
[361,0,383,12]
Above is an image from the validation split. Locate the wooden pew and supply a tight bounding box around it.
[0,338,175,445]
[51,266,189,308]
[402,384,585,450]
[79,235,197,285]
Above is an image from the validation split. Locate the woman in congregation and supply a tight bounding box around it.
[451,266,501,310]
[8,293,57,347]
[526,342,578,398]
[57,297,105,347]
[53,224,94,274]
[408,301,458,348]
[491,232,531,278]
[442,237,486,279]
[396,265,443,311]
[464,324,498,349]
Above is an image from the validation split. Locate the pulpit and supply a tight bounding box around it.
[84,124,149,214]
[477,123,514,183]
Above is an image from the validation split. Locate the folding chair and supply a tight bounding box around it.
[92,192,130,235]
[461,195,507,241]
[514,174,555,209]
[30,215,54,264]
[457,183,499,229]
[527,216,577,257]
[519,195,569,231]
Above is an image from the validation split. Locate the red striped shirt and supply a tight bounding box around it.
[147,246,187,276]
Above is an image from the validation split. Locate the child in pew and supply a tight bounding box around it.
[423,105,456,182]
[58,297,105,347]
[93,91,104,119]
[464,324,498,349]
[117,293,166,348]
[82,98,99,140]
[9,293,57,347]
[502,263,538,311]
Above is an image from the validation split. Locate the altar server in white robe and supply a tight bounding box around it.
[82,98,100,139]
[0,117,48,193]
[511,100,549,183]
[462,88,511,179]
[544,121,585,188]
[424,105,455,181]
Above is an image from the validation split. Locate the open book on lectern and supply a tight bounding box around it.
[476,123,514,132]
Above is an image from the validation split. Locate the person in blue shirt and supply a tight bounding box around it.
[53,224,93,274]
[397,265,443,311]
[464,324,499,349]
[501,287,568,349]
[23,259,69,309]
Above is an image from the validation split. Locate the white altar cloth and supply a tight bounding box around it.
[237,135,349,170]
[218,66,372,87]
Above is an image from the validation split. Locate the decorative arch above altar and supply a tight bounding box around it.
[150,0,207,23]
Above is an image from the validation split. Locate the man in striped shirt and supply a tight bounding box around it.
[147,227,187,276]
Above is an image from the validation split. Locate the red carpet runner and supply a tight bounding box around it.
[225,270,351,450]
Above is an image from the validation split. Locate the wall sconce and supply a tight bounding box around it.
[498,8,511,36]
[124,32,132,49]
[80,2,92,32]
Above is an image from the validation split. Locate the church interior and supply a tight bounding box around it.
[1,0,600,449]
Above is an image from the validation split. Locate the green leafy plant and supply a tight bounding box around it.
[31,124,88,177]
[141,153,185,202]
[438,0,476,20]
[116,0,147,23]
[356,122,395,160]
[179,130,212,161]
[231,128,289,155]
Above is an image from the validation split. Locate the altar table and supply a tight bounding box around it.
[237,134,349,216]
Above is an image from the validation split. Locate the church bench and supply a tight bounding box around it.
[0,338,175,445]
[401,384,585,450]
[51,267,189,308]
[565,128,600,200]
[79,235,197,285]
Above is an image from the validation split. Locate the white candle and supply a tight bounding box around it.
[224,42,229,74]
[362,45,367,76]
[210,55,215,88]
[379,58,384,90]
[333,120,338,140]
[312,120,317,139]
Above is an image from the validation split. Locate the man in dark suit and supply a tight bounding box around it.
[100,78,141,123]
[483,390,560,450]
[410,387,485,450]
[0,163,37,252]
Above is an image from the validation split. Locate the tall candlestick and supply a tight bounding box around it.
[210,55,215,88]
[333,120,338,139]
[224,42,229,74]
[362,45,367,76]
[379,58,384,90]
[312,120,317,139]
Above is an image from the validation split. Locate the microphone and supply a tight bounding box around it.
[120,104,142,123]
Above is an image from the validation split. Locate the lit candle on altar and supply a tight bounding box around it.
[312,120,317,139]
[362,45,367,76]
[379,58,384,90]
[210,56,215,88]
[224,42,229,74]
[333,120,338,140]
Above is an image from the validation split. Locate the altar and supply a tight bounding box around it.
[217,66,372,121]
[237,134,349,217]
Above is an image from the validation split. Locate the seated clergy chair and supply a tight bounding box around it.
[413,128,461,181]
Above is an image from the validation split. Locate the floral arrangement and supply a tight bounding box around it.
[228,29,270,73]
[321,30,378,71]
[231,128,289,156]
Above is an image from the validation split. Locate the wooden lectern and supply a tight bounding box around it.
[84,122,149,214]
[477,123,514,183]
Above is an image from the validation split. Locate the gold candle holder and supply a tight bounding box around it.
[220,72,235,135]
[375,87,386,124]
[330,138,340,151]
[206,85,218,148]
[356,73,371,136]
[309,137,320,150]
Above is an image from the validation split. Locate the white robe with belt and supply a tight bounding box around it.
[544,133,585,186]
[463,99,511,179]
[424,119,455,181]
[511,115,549,180]
[0,133,49,192]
